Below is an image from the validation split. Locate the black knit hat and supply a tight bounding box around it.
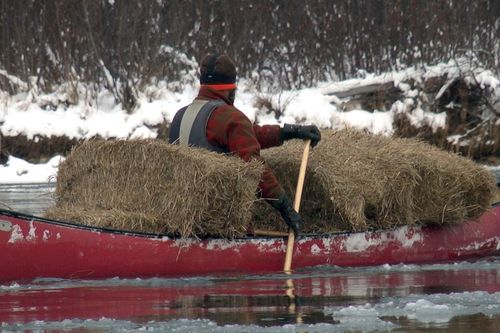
[200,54,237,85]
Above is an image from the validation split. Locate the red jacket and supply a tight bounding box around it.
[196,86,285,201]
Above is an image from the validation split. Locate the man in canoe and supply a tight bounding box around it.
[169,54,321,235]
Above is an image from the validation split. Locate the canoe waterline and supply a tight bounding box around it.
[1,205,500,283]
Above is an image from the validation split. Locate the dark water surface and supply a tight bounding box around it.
[1,183,500,332]
[0,182,55,216]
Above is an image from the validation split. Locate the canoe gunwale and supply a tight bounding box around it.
[0,208,390,241]
[2,204,500,282]
[2,203,499,241]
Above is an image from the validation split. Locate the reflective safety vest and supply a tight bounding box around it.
[168,99,228,153]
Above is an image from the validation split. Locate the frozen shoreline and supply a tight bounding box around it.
[1,59,498,184]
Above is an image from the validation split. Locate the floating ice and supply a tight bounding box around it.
[325,291,500,326]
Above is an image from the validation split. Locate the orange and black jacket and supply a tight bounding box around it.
[170,85,286,202]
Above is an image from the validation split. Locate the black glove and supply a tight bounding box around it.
[269,194,304,236]
[280,124,321,147]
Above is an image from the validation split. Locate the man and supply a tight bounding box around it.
[169,54,321,235]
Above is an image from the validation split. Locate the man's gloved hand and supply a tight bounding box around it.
[280,124,321,147]
[269,194,304,236]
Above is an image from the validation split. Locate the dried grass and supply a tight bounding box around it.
[252,128,496,232]
[44,139,263,238]
[45,130,496,237]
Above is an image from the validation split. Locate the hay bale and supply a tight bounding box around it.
[44,206,158,232]
[46,131,496,237]
[390,137,496,224]
[252,128,496,232]
[44,140,263,238]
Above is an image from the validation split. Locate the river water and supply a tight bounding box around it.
[1,183,500,332]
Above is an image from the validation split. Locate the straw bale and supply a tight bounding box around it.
[44,206,158,232]
[45,139,263,238]
[46,131,496,237]
[388,137,496,224]
[252,128,496,232]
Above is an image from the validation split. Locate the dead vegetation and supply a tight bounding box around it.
[0,134,82,164]
[45,140,263,238]
[252,129,496,233]
[45,131,496,237]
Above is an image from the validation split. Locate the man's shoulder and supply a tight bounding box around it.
[209,103,252,127]
[213,103,247,117]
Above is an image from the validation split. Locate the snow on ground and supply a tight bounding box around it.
[0,59,498,183]
[0,156,62,184]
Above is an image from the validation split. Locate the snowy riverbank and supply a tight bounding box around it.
[1,59,499,184]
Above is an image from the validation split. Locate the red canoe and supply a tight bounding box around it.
[1,205,500,283]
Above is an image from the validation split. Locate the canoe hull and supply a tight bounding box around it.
[1,206,500,283]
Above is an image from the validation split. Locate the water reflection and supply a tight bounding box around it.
[2,183,500,331]
[2,263,500,331]
[0,183,54,216]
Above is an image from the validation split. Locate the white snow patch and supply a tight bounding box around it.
[331,109,395,135]
[325,291,500,326]
[344,226,423,253]
[26,220,36,241]
[0,155,62,184]
[310,244,321,255]
[8,224,24,243]
[171,238,198,249]
[344,233,387,252]
[392,225,423,248]
[204,239,241,252]
[0,282,21,290]
[461,238,500,252]
[249,238,286,253]
[404,299,453,323]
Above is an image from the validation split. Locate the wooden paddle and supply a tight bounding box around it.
[283,139,311,273]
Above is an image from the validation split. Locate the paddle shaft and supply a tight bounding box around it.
[253,229,289,237]
[284,139,311,272]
